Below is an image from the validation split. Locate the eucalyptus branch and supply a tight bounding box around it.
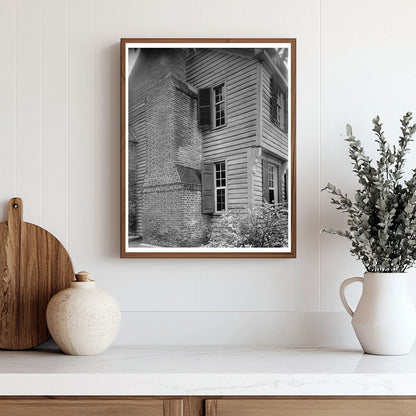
[322,113,416,273]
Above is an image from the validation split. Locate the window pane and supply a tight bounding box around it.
[214,161,226,211]
[217,189,225,211]
[214,86,225,126]
[268,165,274,188]
[215,162,226,185]
[214,85,224,103]
[215,103,225,127]
[269,189,275,204]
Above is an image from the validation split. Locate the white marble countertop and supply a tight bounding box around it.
[1,345,416,396]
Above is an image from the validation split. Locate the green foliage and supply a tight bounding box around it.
[208,203,288,248]
[322,112,416,272]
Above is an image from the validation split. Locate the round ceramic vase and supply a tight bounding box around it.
[340,272,416,355]
[46,271,121,356]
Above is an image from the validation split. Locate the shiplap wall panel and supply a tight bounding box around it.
[15,0,42,225]
[320,0,416,311]
[92,0,205,311]
[0,0,15,219]
[94,37,120,260]
[200,259,293,311]
[68,0,96,271]
[279,0,320,312]
[115,311,357,346]
[41,0,69,247]
[2,0,322,341]
[199,0,320,312]
[89,0,320,317]
[9,0,415,344]
[199,0,321,312]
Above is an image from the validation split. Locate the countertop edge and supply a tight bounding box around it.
[1,373,416,396]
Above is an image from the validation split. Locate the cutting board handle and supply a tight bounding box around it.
[8,197,23,230]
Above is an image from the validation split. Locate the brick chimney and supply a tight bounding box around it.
[129,49,209,247]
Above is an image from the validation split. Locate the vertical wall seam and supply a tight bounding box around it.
[13,0,17,195]
[94,0,97,268]
[198,0,202,32]
[66,0,69,248]
[318,0,322,312]
[39,0,43,225]
[198,260,203,312]
[291,261,295,312]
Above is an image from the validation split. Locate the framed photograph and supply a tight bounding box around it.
[121,38,296,258]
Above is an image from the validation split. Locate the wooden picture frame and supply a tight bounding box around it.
[121,38,296,258]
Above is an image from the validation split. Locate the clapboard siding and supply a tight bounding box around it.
[227,102,257,118]
[261,65,288,160]
[253,157,263,208]
[186,49,258,209]
[226,152,248,210]
[187,53,253,86]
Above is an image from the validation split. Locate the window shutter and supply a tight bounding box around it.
[284,90,288,132]
[277,165,282,203]
[283,172,288,202]
[262,159,269,203]
[201,162,214,214]
[270,77,278,124]
[198,88,212,129]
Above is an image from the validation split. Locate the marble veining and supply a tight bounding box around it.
[0,345,415,395]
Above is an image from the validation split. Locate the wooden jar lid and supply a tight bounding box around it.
[75,271,91,282]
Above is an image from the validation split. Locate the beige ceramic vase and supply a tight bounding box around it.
[46,271,121,355]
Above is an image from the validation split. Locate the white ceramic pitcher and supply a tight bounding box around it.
[340,272,416,355]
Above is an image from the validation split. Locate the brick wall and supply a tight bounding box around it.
[128,49,189,239]
[129,48,187,90]
[141,52,211,247]
[128,139,140,234]
[143,183,210,247]
[174,81,201,170]
[143,75,178,188]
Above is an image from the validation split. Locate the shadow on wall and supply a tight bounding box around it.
[0,202,9,223]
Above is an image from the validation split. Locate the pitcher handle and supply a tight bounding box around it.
[340,277,363,317]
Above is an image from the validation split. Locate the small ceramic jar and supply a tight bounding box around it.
[46,271,121,355]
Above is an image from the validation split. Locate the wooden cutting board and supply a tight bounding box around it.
[0,197,74,350]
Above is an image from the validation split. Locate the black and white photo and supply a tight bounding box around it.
[121,39,296,258]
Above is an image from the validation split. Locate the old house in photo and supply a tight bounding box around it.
[128,47,289,247]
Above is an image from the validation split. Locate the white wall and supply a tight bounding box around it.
[1,0,416,347]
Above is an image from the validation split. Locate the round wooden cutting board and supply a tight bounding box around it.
[0,197,74,350]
